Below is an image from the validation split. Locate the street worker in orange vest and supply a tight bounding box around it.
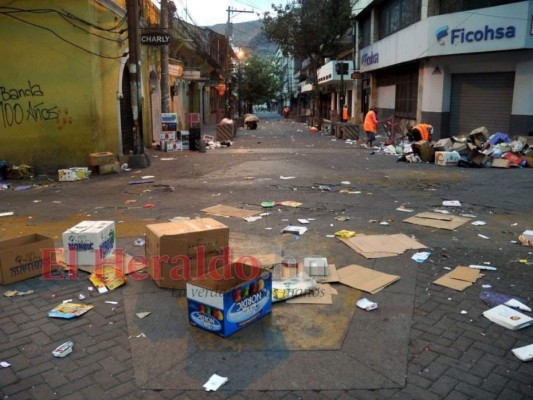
[408,123,434,142]
[363,105,378,147]
[342,104,349,122]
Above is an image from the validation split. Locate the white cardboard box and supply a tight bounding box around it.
[160,132,176,141]
[512,343,533,361]
[63,221,116,266]
[483,304,533,330]
[435,151,461,166]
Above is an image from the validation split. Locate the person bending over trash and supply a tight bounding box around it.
[408,123,433,142]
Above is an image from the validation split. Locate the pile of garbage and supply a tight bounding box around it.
[383,127,533,168]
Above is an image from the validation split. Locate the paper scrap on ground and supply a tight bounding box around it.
[203,374,228,391]
[48,303,94,319]
[443,200,461,207]
[512,343,533,361]
[483,305,533,330]
[278,201,302,207]
[338,264,400,294]
[478,234,490,239]
[403,212,471,230]
[334,229,356,239]
[136,312,151,319]
[201,204,260,218]
[0,212,14,217]
[356,298,378,311]
[339,233,426,258]
[0,361,11,368]
[279,176,296,180]
[469,264,497,271]
[412,251,431,263]
[433,266,480,291]
[297,219,310,224]
[282,225,308,235]
[504,299,531,312]
[471,221,487,226]
[243,216,262,222]
[4,290,34,297]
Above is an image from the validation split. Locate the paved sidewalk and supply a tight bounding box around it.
[0,114,532,399]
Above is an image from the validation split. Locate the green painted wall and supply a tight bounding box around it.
[0,0,151,174]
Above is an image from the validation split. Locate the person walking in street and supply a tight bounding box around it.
[342,104,349,123]
[363,105,378,147]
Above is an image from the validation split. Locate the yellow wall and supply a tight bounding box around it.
[0,0,154,173]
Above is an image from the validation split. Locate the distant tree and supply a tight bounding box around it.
[263,0,353,118]
[238,53,282,113]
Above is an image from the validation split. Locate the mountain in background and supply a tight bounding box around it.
[209,20,277,56]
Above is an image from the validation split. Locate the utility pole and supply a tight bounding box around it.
[224,7,254,118]
[126,0,143,155]
[160,0,170,113]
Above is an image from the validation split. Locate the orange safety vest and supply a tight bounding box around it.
[342,106,349,121]
[412,124,432,141]
[363,110,378,133]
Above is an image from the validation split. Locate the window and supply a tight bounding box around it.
[360,16,372,48]
[438,0,523,15]
[377,64,418,119]
[379,0,421,39]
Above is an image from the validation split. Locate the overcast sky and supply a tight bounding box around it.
[152,0,277,27]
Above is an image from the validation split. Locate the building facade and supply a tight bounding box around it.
[354,0,533,138]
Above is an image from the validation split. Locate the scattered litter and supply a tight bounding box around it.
[339,234,426,259]
[243,216,262,222]
[272,273,317,302]
[203,373,229,391]
[211,193,221,197]
[169,216,190,222]
[356,298,378,311]
[48,303,94,319]
[469,264,497,271]
[88,266,126,292]
[335,216,350,221]
[482,284,492,288]
[279,176,296,180]
[433,266,480,291]
[105,301,118,305]
[298,219,310,224]
[278,201,302,207]
[404,212,471,230]
[3,289,34,297]
[259,212,271,217]
[142,176,155,179]
[129,332,146,339]
[52,341,74,358]
[519,230,533,247]
[78,294,85,300]
[483,305,533,330]
[396,206,414,212]
[443,200,462,207]
[433,209,450,214]
[339,189,361,194]
[128,180,154,185]
[471,221,487,226]
[512,343,533,361]
[461,214,477,218]
[0,212,15,217]
[379,221,390,226]
[62,299,73,303]
[412,251,431,263]
[124,199,137,204]
[134,238,145,246]
[282,225,308,235]
[0,361,11,368]
[478,234,490,240]
[505,299,532,312]
[334,229,356,239]
[201,204,260,219]
[341,181,351,185]
[136,312,151,319]
[338,264,400,294]
[261,201,275,208]
[480,291,531,312]
[460,310,468,315]
[143,203,155,208]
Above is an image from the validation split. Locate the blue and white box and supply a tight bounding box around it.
[62,221,116,266]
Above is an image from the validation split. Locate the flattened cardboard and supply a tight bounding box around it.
[201,204,260,219]
[337,264,400,294]
[433,266,480,291]
[339,234,426,259]
[404,212,471,230]
[315,264,340,283]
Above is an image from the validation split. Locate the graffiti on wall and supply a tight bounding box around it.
[0,81,72,129]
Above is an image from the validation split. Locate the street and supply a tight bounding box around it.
[1,112,532,399]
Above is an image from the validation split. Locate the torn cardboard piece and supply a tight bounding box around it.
[403,212,471,230]
[201,204,261,219]
[433,266,480,291]
[337,264,400,294]
[339,233,426,258]
[315,264,340,283]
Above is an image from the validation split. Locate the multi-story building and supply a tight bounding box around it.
[353,0,533,138]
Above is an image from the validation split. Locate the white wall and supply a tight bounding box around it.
[377,85,395,110]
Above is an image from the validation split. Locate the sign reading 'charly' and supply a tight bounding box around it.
[140,31,171,46]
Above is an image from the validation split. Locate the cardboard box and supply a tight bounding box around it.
[89,152,116,166]
[58,167,90,182]
[483,304,533,330]
[97,162,120,175]
[160,132,176,141]
[433,138,453,151]
[303,257,328,276]
[451,142,468,155]
[63,221,116,266]
[435,151,461,166]
[413,141,435,163]
[145,218,229,289]
[467,126,489,147]
[165,141,182,152]
[0,234,55,285]
[186,262,272,337]
[491,158,511,168]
